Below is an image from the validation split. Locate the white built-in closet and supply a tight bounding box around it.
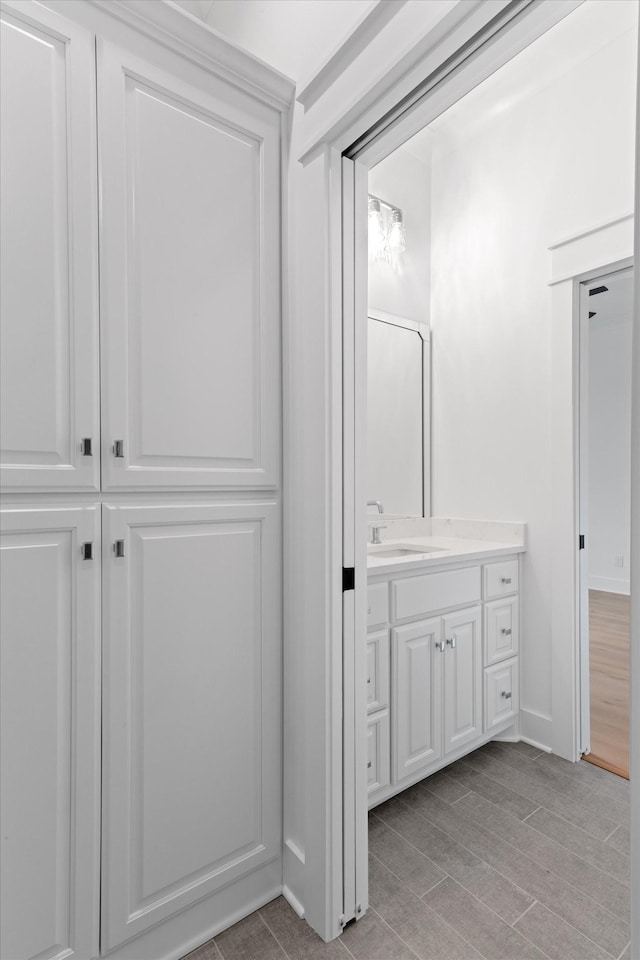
[0,2,291,958]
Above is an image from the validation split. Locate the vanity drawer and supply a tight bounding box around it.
[367,709,390,800]
[484,597,519,665]
[392,566,481,621]
[484,658,519,732]
[367,630,390,713]
[483,559,519,600]
[367,582,389,628]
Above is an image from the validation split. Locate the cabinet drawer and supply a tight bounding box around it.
[392,566,480,621]
[367,630,390,713]
[367,582,389,628]
[367,709,390,800]
[484,597,519,665]
[483,559,518,600]
[484,658,519,732]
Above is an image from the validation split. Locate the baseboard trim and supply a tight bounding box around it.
[520,709,552,752]
[589,576,630,596]
[282,884,306,918]
[283,838,305,920]
[520,735,552,753]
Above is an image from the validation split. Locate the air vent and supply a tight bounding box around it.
[589,285,608,296]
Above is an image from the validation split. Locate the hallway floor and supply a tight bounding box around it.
[184,741,631,960]
[587,589,630,778]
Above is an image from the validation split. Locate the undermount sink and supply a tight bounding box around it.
[368,543,449,558]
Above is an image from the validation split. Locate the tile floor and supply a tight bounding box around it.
[184,741,631,960]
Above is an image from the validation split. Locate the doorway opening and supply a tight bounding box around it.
[579,266,634,780]
[344,0,637,949]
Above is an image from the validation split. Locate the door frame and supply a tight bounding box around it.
[576,263,634,761]
[289,0,639,943]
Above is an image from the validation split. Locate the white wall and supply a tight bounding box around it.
[429,5,637,738]
[589,312,633,594]
[368,145,431,325]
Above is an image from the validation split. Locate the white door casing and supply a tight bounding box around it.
[0,505,101,960]
[0,1,100,491]
[98,36,281,490]
[101,501,281,952]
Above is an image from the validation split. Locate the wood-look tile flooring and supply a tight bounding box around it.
[183,741,630,960]
[586,589,630,779]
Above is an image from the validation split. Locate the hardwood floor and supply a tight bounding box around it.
[585,589,630,779]
[183,742,630,960]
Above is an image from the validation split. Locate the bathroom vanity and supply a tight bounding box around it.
[366,520,525,807]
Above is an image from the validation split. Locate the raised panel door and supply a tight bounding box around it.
[443,606,482,755]
[0,506,100,960]
[101,502,281,950]
[0,2,99,490]
[392,618,443,783]
[98,36,281,489]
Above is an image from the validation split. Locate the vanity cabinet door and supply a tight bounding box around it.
[392,618,443,783]
[443,606,482,755]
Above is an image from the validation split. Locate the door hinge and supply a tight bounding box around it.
[81,437,93,456]
[579,534,585,550]
[113,439,124,458]
[113,539,125,558]
[342,567,355,591]
[81,542,93,560]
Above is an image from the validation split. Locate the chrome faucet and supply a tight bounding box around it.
[367,500,386,544]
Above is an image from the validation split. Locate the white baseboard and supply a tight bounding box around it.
[520,709,552,752]
[589,576,630,595]
[283,838,305,919]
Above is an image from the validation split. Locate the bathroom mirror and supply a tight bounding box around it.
[367,311,430,517]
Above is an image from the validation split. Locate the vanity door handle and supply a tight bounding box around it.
[501,691,512,700]
[500,577,512,584]
[367,761,372,769]
[501,628,512,636]
[435,639,445,653]
[446,636,456,649]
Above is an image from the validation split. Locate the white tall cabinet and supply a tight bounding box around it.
[0,2,291,958]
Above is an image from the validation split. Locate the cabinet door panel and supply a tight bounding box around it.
[443,606,482,754]
[98,39,281,489]
[392,618,442,783]
[0,506,100,960]
[102,502,281,950]
[0,3,99,490]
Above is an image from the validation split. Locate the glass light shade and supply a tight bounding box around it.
[368,197,386,260]
[387,208,406,254]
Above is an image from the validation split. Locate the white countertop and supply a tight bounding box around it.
[366,518,526,576]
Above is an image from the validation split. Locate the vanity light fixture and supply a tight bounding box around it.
[368,193,406,262]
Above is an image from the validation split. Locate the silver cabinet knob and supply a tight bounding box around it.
[435,639,445,653]
[501,627,512,636]
[446,636,456,649]
[501,691,513,699]
[500,577,512,584]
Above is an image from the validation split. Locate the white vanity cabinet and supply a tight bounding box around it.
[367,553,521,807]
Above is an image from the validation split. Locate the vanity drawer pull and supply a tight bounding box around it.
[500,577,512,584]
[501,691,512,700]
[500,627,512,636]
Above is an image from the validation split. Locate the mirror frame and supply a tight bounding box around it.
[368,308,431,517]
